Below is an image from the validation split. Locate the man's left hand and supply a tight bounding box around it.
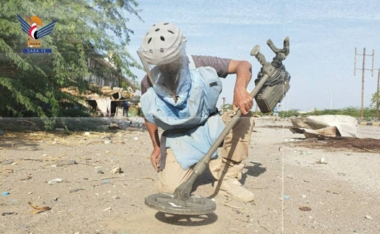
[233,87,253,115]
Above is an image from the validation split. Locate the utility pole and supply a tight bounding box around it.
[354,47,374,121]
[377,69,380,122]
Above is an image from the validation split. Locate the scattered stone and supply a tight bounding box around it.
[302,195,307,198]
[110,167,122,174]
[1,159,14,165]
[56,160,77,167]
[327,190,340,195]
[103,207,112,211]
[70,188,85,193]
[104,140,111,144]
[131,123,140,128]
[84,132,90,136]
[365,215,372,220]
[48,178,63,185]
[95,169,104,174]
[134,137,139,140]
[20,175,32,181]
[2,212,16,216]
[112,196,120,200]
[316,158,327,164]
[109,123,120,130]
[28,192,33,195]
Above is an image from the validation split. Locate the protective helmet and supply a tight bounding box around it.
[139,22,185,65]
[137,23,190,101]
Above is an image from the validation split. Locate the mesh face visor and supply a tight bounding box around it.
[137,42,190,99]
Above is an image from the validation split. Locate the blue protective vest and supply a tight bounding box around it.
[140,58,225,169]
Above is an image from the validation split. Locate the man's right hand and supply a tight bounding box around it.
[150,147,161,172]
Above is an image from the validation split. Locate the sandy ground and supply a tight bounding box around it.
[0,118,379,234]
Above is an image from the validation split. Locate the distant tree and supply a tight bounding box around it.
[370,91,380,112]
[221,103,233,112]
[0,0,142,120]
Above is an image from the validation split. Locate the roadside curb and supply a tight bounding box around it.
[358,122,380,126]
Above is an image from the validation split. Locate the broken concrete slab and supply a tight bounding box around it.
[290,115,358,138]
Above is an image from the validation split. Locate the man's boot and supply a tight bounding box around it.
[220,177,255,202]
[210,159,254,203]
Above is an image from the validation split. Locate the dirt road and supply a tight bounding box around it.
[0,118,379,233]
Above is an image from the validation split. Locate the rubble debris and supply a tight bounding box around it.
[326,190,340,195]
[56,160,77,167]
[110,167,122,174]
[2,191,10,196]
[290,115,358,138]
[365,215,373,220]
[95,169,104,174]
[48,178,63,185]
[109,122,120,130]
[1,159,14,165]
[70,188,85,193]
[1,169,13,175]
[316,158,327,164]
[28,202,51,214]
[2,212,16,216]
[20,175,32,181]
[289,137,380,153]
[299,206,312,211]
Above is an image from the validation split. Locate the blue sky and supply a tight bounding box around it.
[127,0,380,111]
